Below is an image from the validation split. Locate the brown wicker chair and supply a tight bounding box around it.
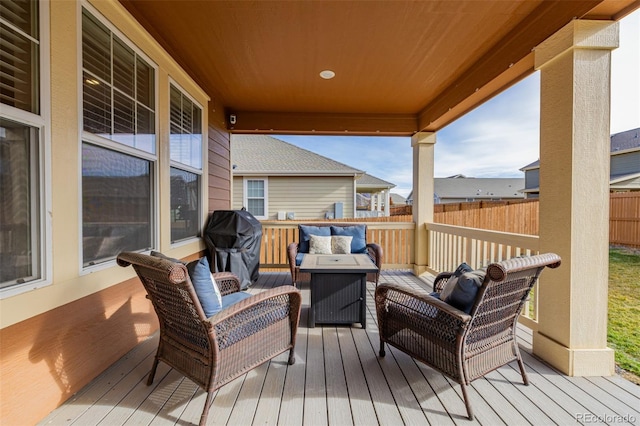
[375,253,561,420]
[117,252,302,426]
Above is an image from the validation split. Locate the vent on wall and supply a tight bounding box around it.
[277,211,286,220]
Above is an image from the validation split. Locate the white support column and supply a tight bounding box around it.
[411,132,436,276]
[533,20,618,376]
[384,190,391,216]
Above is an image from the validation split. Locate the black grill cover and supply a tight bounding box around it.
[204,210,262,289]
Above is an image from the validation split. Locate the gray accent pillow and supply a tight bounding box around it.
[443,269,486,314]
[440,262,473,301]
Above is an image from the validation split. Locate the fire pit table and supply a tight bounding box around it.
[299,253,378,328]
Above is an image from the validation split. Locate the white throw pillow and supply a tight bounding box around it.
[331,235,353,254]
[309,235,332,254]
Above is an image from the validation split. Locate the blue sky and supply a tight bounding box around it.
[277,10,640,198]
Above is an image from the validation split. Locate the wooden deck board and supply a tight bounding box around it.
[39,270,640,426]
[323,327,352,426]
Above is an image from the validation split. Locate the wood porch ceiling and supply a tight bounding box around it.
[118,0,638,136]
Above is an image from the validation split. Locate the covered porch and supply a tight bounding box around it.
[39,270,639,425]
[2,1,638,424]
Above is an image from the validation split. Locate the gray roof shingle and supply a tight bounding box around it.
[231,134,363,176]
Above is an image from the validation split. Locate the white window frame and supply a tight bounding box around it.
[168,79,204,245]
[0,0,52,299]
[79,3,159,273]
[243,177,268,219]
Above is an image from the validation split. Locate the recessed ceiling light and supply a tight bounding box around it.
[319,70,335,80]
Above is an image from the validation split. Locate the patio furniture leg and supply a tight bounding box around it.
[288,348,296,365]
[517,354,530,385]
[460,382,474,420]
[379,341,385,357]
[146,357,159,385]
[199,392,215,426]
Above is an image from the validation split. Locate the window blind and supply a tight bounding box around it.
[0,0,39,114]
[82,8,155,153]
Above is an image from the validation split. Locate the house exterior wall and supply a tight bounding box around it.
[208,123,232,213]
[611,150,640,175]
[233,176,355,219]
[0,1,230,424]
[525,168,540,191]
[611,175,640,190]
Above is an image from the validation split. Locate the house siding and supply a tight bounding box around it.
[525,168,540,190]
[611,175,640,190]
[233,176,355,219]
[208,115,232,213]
[611,150,640,175]
[0,1,230,424]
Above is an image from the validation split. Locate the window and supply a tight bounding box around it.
[82,9,155,153]
[0,0,39,114]
[0,0,45,292]
[169,83,202,242]
[81,7,156,266]
[0,119,41,288]
[82,143,153,266]
[244,178,267,218]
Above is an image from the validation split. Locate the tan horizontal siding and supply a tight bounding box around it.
[232,176,243,210]
[267,176,353,220]
[233,176,354,219]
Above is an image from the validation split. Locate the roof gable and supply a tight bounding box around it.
[231,135,363,176]
[356,173,396,189]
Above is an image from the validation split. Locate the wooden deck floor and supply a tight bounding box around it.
[39,270,640,426]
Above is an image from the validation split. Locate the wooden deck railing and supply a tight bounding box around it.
[258,220,542,328]
[426,222,541,328]
[259,220,415,270]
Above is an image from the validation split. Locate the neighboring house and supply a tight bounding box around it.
[521,127,640,198]
[406,175,525,204]
[390,193,407,206]
[231,135,365,220]
[355,173,396,217]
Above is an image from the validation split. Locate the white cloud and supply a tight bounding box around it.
[435,74,540,178]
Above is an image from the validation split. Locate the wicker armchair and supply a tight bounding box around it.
[117,252,302,426]
[375,253,561,420]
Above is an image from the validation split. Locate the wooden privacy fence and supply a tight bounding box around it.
[610,192,640,248]
[431,194,640,248]
[257,193,639,272]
